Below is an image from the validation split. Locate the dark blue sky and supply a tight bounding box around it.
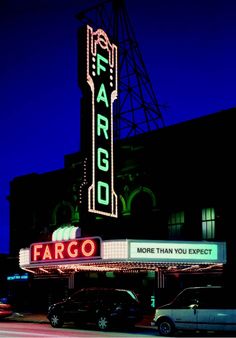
[1,0,236,253]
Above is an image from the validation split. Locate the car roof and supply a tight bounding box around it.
[183,285,222,290]
[79,287,135,292]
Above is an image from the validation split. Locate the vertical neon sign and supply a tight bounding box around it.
[80,25,118,218]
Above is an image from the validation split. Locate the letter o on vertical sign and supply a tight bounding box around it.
[97,181,109,205]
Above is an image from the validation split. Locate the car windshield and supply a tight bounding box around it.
[117,290,138,301]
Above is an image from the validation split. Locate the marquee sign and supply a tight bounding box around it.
[19,240,227,273]
[30,237,101,263]
[79,25,118,218]
[128,240,226,263]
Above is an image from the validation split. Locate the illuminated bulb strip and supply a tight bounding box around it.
[19,248,30,266]
[102,240,128,259]
[18,261,223,275]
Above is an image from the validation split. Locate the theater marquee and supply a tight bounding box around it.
[20,240,226,274]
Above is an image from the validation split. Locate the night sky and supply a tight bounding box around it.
[1,0,235,253]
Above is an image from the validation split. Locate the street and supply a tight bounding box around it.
[0,322,156,337]
[2,322,236,337]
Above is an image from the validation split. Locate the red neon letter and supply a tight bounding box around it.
[68,241,78,258]
[81,239,95,257]
[33,244,43,261]
[42,245,52,260]
[55,242,64,259]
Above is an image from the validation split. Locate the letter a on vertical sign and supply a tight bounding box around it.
[81,25,118,218]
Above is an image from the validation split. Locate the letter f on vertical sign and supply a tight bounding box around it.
[86,25,118,218]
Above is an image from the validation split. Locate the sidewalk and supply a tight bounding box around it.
[5,312,154,328]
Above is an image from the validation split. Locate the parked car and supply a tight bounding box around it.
[47,287,143,330]
[0,300,13,319]
[151,285,236,336]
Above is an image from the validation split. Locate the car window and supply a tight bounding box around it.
[67,288,140,306]
[97,290,114,302]
[197,288,221,309]
[198,288,236,309]
[172,289,199,309]
[115,290,137,302]
[70,290,97,302]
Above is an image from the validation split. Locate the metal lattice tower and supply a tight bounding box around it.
[76,0,165,140]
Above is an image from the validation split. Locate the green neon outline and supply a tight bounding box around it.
[119,194,129,216]
[51,201,74,226]
[127,187,157,214]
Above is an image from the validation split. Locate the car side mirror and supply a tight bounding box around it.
[189,303,198,314]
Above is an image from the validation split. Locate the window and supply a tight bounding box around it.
[172,289,199,309]
[202,208,215,240]
[168,211,184,239]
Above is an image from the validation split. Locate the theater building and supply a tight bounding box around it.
[8,106,234,311]
[6,25,235,311]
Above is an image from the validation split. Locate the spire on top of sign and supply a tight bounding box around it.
[76,0,165,140]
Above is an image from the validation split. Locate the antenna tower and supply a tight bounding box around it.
[76,0,165,140]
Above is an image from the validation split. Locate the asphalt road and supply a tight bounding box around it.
[0,322,157,337]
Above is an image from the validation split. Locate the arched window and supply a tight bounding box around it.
[131,191,153,220]
[51,201,74,226]
[120,186,157,217]
[129,187,156,222]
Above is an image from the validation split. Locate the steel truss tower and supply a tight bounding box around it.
[76,0,165,140]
